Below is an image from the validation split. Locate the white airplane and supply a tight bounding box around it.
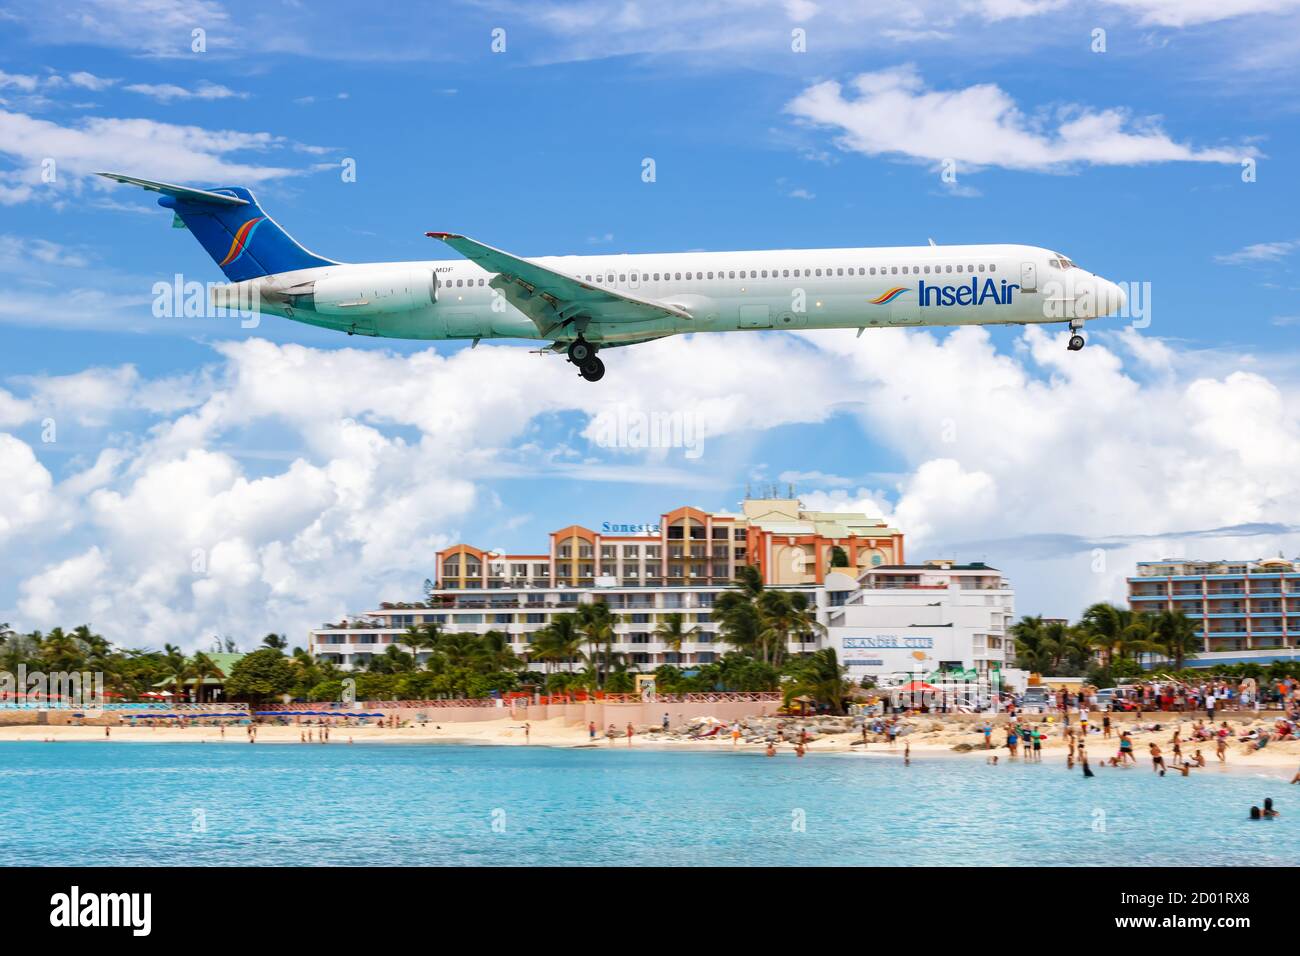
[101,172,1127,382]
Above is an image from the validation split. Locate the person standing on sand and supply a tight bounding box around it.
[588,721,596,740]
[525,722,531,744]
[731,723,741,746]
[1216,734,1227,763]
[662,713,670,732]
[904,741,910,765]
[983,722,992,749]
[104,726,110,738]
[626,722,634,746]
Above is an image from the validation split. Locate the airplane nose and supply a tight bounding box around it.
[1102,278,1126,318]
[1076,276,1126,319]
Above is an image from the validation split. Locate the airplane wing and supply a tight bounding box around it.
[425,232,690,338]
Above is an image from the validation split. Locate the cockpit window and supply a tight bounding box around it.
[1048,255,1079,270]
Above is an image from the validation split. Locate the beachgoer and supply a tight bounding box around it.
[626,722,634,745]
[1149,742,1166,775]
[525,722,531,744]
[1103,713,1111,739]
[662,713,670,732]
[765,742,776,757]
[1250,806,1262,819]
[1263,798,1279,818]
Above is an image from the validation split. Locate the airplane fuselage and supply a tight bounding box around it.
[223,242,1125,346]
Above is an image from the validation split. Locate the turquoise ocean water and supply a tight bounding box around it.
[1,742,1294,866]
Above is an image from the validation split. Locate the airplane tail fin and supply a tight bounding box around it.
[97,172,337,281]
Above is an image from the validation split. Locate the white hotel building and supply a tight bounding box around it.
[309,499,1013,679]
[820,560,1017,681]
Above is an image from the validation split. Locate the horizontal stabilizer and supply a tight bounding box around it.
[97,172,249,207]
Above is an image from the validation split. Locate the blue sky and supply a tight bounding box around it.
[2,0,1299,649]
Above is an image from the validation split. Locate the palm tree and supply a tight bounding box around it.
[530,613,584,678]
[188,652,226,704]
[401,624,435,668]
[162,645,192,703]
[1078,602,1133,670]
[261,633,289,650]
[576,601,616,689]
[1155,609,1201,671]
[653,612,699,660]
[783,648,850,714]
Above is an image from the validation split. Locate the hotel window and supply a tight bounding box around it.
[646,546,661,559]
[601,545,616,559]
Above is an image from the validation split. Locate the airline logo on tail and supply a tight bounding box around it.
[218,216,266,267]
[869,286,909,305]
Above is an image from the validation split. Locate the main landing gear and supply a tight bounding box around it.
[1067,319,1085,352]
[567,337,605,382]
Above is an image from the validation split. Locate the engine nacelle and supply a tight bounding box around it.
[307,268,437,316]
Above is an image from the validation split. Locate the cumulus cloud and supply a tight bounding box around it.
[0,108,329,205]
[3,323,1300,641]
[787,65,1253,172]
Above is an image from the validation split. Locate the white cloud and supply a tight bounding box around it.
[5,320,1300,640]
[787,65,1252,172]
[1214,239,1300,264]
[0,108,328,205]
[67,71,117,91]
[1102,0,1300,27]
[0,434,56,542]
[0,70,41,93]
[123,81,246,102]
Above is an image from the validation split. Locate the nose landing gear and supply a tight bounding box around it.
[1066,319,1085,352]
[566,337,605,382]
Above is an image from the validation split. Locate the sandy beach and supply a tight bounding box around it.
[3,712,1299,778]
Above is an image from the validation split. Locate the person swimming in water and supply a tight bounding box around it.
[1263,797,1279,818]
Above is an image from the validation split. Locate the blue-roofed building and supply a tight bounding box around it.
[1127,558,1300,667]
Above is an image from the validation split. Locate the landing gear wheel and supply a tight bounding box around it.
[1067,333,1085,352]
[579,356,605,382]
[567,338,594,363]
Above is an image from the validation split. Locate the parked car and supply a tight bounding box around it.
[1020,686,1052,713]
